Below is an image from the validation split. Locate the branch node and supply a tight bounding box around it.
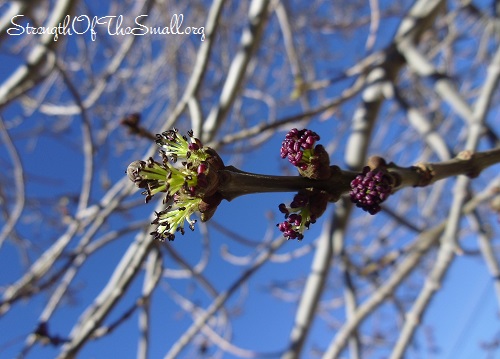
[413,163,434,187]
[457,150,480,178]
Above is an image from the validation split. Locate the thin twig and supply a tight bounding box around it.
[0,116,25,250]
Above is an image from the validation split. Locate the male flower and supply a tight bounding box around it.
[280,128,330,179]
[127,129,224,241]
[277,190,328,240]
[349,166,393,215]
[280,128,320,169]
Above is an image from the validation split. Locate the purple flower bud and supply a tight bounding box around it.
[290,193,308,208]
[197,163,207,174]
[279,203,289,214]
[349,167,393,215]
[277,189,327,240]
[280,128,321,170]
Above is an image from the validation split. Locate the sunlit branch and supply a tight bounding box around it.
[202,0,274,143]
[163,0,226,132]
[0,116,25,250]
[389,41,500,359]
[139,247,162,359]
[165,236,287,359]
[166,285,266,358]
[323,176,500,359]
[214,147,500,202]
[0,0,77,109]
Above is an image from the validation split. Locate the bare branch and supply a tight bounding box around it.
[0,0,78,108]
[0,116,25,249]
[202,0,274,143]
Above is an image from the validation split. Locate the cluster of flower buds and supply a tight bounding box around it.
[127,129,224,241]
[280,128,320,169]
[349,166,393,215]
[128,126,396,242]
[280,128,330,180]
[277,128,332,240]
[277,190,328,240]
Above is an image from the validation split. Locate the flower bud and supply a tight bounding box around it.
[128,129,225,240]
[349,166,394,214]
